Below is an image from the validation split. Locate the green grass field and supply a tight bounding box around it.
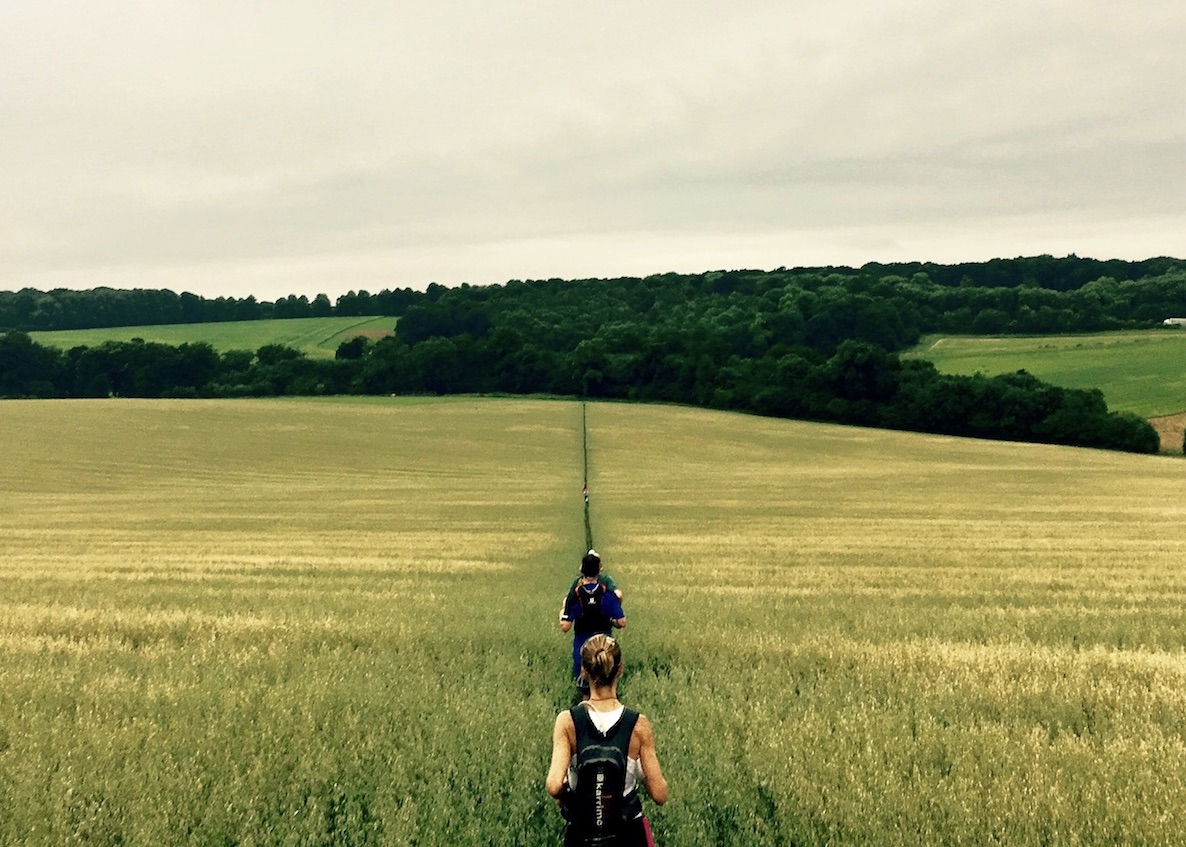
[906,329,1186,417]
[3,397,1186,845]
[28,316,396,360]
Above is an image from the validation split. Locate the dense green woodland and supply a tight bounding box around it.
[3,254,1183,454]
[1,255,1185,335]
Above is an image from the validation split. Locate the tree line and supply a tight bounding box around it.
[1,255,1184,336]
[4,254,1179,453]
[0,287,423,332]
[0,326,1159,453]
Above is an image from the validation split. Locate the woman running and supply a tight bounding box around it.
[545,634,668,846]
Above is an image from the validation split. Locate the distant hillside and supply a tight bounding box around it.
[5,257,1180,454]
[0,286,416,332]
[29,316,395,361]
[906,330,1186,418]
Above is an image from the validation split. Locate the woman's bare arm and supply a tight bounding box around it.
[545,711,575,797]
[634,714,668,805]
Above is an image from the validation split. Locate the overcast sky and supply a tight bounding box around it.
[2,1,1184,301]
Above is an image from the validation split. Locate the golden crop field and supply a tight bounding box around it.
[3,397,1186,846]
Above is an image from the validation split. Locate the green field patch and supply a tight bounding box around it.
[29,316,397,360]
[906,329,1186,417]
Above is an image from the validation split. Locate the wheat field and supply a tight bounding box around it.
[3,397,1186,845]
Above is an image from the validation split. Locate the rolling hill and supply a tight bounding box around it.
[28,316,396,360]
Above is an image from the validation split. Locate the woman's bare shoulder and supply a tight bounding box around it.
[632,712,656,740]
[554,709,575,735]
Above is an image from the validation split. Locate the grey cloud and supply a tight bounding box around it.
[2,0,1184,297]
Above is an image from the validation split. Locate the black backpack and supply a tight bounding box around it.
[572,582,613,635]
[565,705,643,846]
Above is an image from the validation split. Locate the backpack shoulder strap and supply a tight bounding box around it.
[570,705,639,748]
[616,708,640,746]
[569,704,593,738]
[578,581,605,599]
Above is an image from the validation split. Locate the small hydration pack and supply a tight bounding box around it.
[567,705,642,846]
[572,582,612,635]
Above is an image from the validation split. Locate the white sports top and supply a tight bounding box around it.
[567,704,644,796]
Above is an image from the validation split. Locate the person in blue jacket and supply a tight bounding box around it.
[560,553,626,694]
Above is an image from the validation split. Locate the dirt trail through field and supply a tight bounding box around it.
[1149,412,1186,453]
